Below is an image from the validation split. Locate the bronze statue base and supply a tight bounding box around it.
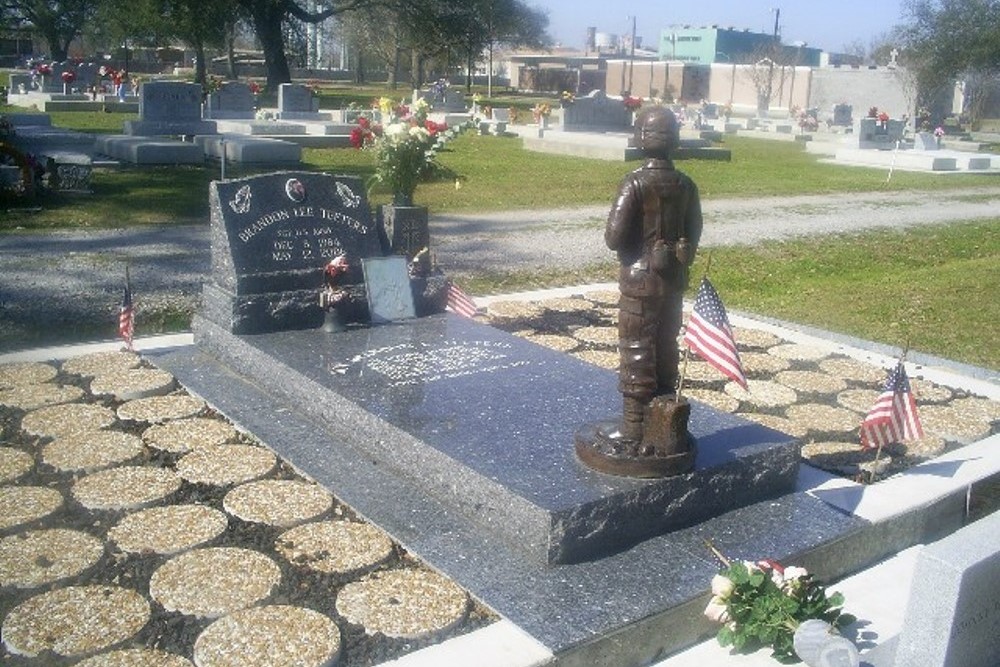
[575,397,697,478]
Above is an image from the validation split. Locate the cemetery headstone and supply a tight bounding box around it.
[205,82,255,120]
[832,104,853,127]
[202,171,446,334]
[416,82,466,112]
[857,117,905,150]
[362,256,416,324]
[124,80,216,136]
[893,510,1000,667]
[277,84,328,120]
[560,90,631,132]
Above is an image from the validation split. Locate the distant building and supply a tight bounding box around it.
[658,25,821,67]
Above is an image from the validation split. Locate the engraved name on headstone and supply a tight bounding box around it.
[140,80,203,121]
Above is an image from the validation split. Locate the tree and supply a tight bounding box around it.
[898,0,1000,125]
[4,0,99,61]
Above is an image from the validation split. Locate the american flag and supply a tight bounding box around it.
[118,279,134,350]
[683,277,747,389]
[445,281,478,318]
[860,362,923,449]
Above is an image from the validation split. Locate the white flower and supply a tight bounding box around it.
[408,126,429,140]
[704,597,731,623]
[711,574,735,598]
[385,122,408,140]
[783,566,808,581]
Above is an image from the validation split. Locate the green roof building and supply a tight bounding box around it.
[658,26,821,66]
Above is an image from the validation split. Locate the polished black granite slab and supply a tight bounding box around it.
[149,342,870,665]
[190,312,800,564]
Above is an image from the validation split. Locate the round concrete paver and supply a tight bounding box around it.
[768,343,831,362]
[919,404,993,442]
[0,447,33,483]
[149,547,281,618]
[736,412,809,439]
[785,404,861,434]
[276,521,394,576]
[526,334,579,353]
[900,435,948,459]
[1,585,149,657]
[582,289,618,305]
[143,417,238,454]
[0,383,85,410]
[683,389,739,413]
[109,504,229,555]
[176,445,276,486]
[62,351,141,377]
[0,486,63,530]
[336,568,469,639]
[223,480,332,528]
[486,300,544,321]
[0,362,58,388]
[950,395,1000,421]
[571,349,618,370]
[573,325,617,347]
[818,357,887,384]
[684,359,730,383]
[724,380,797,408]
[117,394,206,423]
[41,431,144,473]
[539,297,593,313]
[836,388,880,414]
[76,648,194,667]
[72,466,181,510]
[909,378,953,404]
[732,327,783,349]
[91,368,176,401]
[739,351,791,375]
[801,441,871,472]
[20,403,115,440]
[0,528,104,588]
[774,370,848,394]
[194,605,341,667]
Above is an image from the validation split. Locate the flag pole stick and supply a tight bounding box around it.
[676,344,690,401]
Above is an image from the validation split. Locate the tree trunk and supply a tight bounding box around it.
[465,50,474,93]
[194,37,207,85]
[226,24,238,80]
[252,2,292,91]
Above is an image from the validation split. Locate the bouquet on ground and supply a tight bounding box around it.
[704,545,855,663]
[350,96,466,205]
[532,102,551,124]
[623,95,643,111]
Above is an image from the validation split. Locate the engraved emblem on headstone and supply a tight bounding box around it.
[336,181,361,208]
[228,185,252,214]
[285,178,306,202]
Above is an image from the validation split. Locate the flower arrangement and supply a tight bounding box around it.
[203,76,223,95]
[34,63,52,76]
[350,98,467,206]
[704,546,855,662]
[560,90,575,105]
[61,71,76,84]
[878,111,889,123]
[532,103,551,123]
[867,106,879,118]
[933,126,945,138]
[507,106,519,123]
[248,81,261,95]
[623,96,643,111]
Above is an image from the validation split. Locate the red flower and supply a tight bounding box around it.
[424,119,446,135]
[61,71,76,83]
[349,126,366,149]
[36,64,52,76]
[878,111,889,123]
[358,116,370,129]
[248,81,261,94]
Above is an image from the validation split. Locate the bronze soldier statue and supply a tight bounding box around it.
[576,105,702,477]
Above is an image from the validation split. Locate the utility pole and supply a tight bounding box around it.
[627,15,636,95]
[764,7,780,115]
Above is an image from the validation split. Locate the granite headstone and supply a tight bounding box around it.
[362,256,416,324]
[124,80,216,136]
[205,81,255,120]
[277,83,328,119]
[561,90,632,131]
[893,510,1000,667]
[858,117,905,150]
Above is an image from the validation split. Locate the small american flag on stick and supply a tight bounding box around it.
[445,281,478,318]
[860,362,923,450]
[683,277,747,389]
[119,268,134,350]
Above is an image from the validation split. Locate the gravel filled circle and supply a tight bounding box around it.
[193,605,341,667]
[75,648,195,667]
[768,343,831,362]
[485,300,544,321]
[572,325,618,347]
[0,446,33,483]
[836,388,881,414]
[1,585,149,657]
[117,394,206,423]
[336,569,469,639]
[774,370,848,394]
[276,521,394,576]
[571,349,618,370]
[149,547,281,618]
[0,383,86,410]
[910,378,954,403]
[72,466,182,510]
[90,368,176,401]
[0,485,64,530]
[41,430,145,472]
[539,297,594,313]
[20,403,116,439]
[176,445,276,486]
[0,362,58,388]
[737,413,809,439]
[143,417,239,454]
[785,404,861,434]
[683,389,740,413]
[61,351,141,377]
[684,359,731,383]
[732,327,783,349]
[525,334,579,352]
[0,528,104,588]
[108,504,229,555]
[223,480,332,527]
[919,404,993,442]
[724,379,797,408]
[818,357,887,384]
[739,352,791,375]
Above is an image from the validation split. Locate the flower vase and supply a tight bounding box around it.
[793,620,859,667]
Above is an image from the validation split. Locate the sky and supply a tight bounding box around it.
[530,0,909,54]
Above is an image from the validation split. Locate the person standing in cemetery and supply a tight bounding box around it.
[605,105,703,444]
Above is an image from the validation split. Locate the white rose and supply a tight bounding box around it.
[408,126,429,140]
[703,597,731,624]
[711,574,735,598]
[783,566,808,581]
[385,123,407,140]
